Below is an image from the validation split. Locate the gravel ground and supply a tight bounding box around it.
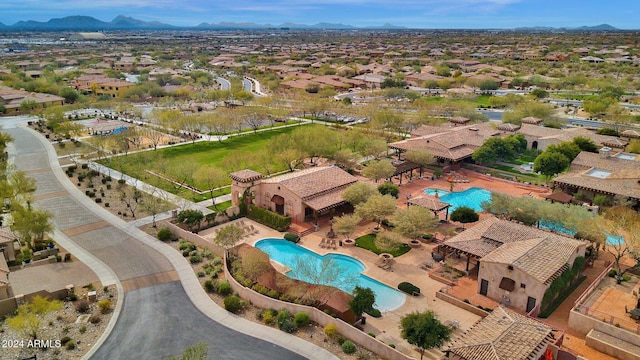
[0,285,117,360]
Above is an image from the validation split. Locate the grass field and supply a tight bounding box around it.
[97,125,311,200]
[421,94,492,107]
[355,233,412,257]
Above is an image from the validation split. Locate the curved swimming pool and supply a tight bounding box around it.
[255,238,406,312]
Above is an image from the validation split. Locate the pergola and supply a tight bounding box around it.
[391,161,421,185]
[407,195,451,220]
[543,191,573,204]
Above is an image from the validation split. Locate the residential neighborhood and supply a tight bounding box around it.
[0,10,640,360]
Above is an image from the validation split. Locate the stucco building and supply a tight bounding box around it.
[230,166,358,223]
[441,217,587,313]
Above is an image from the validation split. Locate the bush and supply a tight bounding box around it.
[97,299,112,314]
[217,280,232,295]
[224,295,245,313]
[365,308,381,318]
[60,336,72,346]
[248,205,291,231]
[157,228,173,241]
[279,318,297,333]
[276,309,291,328]
[608,269,617,277]
[398,282,421,295]
[68,293,78,301]
[190,253,203,264]
[75,300,90,313]
[79,325,86,334]
[90,314,101,324]
[284,233,300,243]
[293,312,310,328]
[66,340,77,350]
[622,273,632,282]
[261,309,277,325]
[368,332,376,338]
[197,271,205,278]
[324,323,338,338]
[337,336,345,345]
[203,280,216,293]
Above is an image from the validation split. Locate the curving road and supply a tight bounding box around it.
[5,120,334,360]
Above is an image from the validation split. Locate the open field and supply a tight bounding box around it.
[97,125,312,200]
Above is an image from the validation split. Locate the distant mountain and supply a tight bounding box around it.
[5,15,174,31]
[196,22,273,29]
[516,23,619,31]
[366,23,408,30]
[575,24,618,31]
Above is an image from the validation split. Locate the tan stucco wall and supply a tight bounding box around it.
[479,262,546,311]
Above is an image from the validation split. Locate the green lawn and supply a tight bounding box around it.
[355,233,411,257]
[97,125,312,199]
[420,94,492,107]
[207,200,232,212]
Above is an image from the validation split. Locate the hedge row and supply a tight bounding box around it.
[248,205,291,232]
[398,282,420,295]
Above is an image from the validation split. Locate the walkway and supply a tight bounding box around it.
[6,121,337,360]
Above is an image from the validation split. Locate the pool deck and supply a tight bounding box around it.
[199,172,556,359]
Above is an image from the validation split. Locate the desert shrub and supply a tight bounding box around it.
[398,282,421,295]
[276,309,291,328]
[261,309,277,325]
[66,340,77,350]
[217,280,232,295]
[79,325,86,334]
[324,323,338,339]
[622,273,632,282]
[203,280,217,293]
[368,332,376,337]
[284,233,300,243]
[608,269,617,277]
[293,312,310,328]
[89,314,101,324]
[212,257,223,266]
[157,228,173,241]
[279,318,297,333]
[342,340,356,354]
[197,271,205,278]
[68,293,78,301]
[60,336,72,346]
[337,336,345,345]
[97,299,112,314]
[190,253,203,264]
[223,295,245,313]
[75,300,90,313]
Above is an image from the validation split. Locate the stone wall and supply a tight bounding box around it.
[164,221,225,256]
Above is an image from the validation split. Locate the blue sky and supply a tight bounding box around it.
[0,0,637,28]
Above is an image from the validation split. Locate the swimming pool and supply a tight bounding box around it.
[425,187,492,212]
[538,221,624,246]
[255,238,406,312]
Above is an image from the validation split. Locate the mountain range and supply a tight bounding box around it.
[0,15,623,31]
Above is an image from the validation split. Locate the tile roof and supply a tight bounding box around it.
[229,169,264,183]
[408,196,451,212]
[553,151,640,200]
[443,218,587,280]
[481,237,580,284]
[446,306,554,360]
[262,166,357,200]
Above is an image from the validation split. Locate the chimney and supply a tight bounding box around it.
[599,147,612,159]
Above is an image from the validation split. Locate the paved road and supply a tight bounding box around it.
[242,78,253,93]
[216,77,231,91]
[6,122,334,360]
[93,281,303,360]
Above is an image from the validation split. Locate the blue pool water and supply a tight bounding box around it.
[538,221,624,246]
[424,188,450,197]
[425,187,491,212]
[255,238,406,312]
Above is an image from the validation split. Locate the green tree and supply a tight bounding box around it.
[394,206,437,240]
[599,207,640,282]
[333,214,361,241]
[355,194,397,230]
[332,149,358,170]
[533,151,569,183]
[349,286,376,319]
[572,136,598,153]
[213,223,244,253]
[404,148,435,177]
[342,182,377,206]
[11,206,52,250]
[400,310,452,360]
[177,209,204,231]
[547,142,581,162]
[377,181,399,198]
[450,206,479,229]
[361,160,395,183]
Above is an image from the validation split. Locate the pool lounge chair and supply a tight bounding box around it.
[330,239,337,250]
[319,238,326,248]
